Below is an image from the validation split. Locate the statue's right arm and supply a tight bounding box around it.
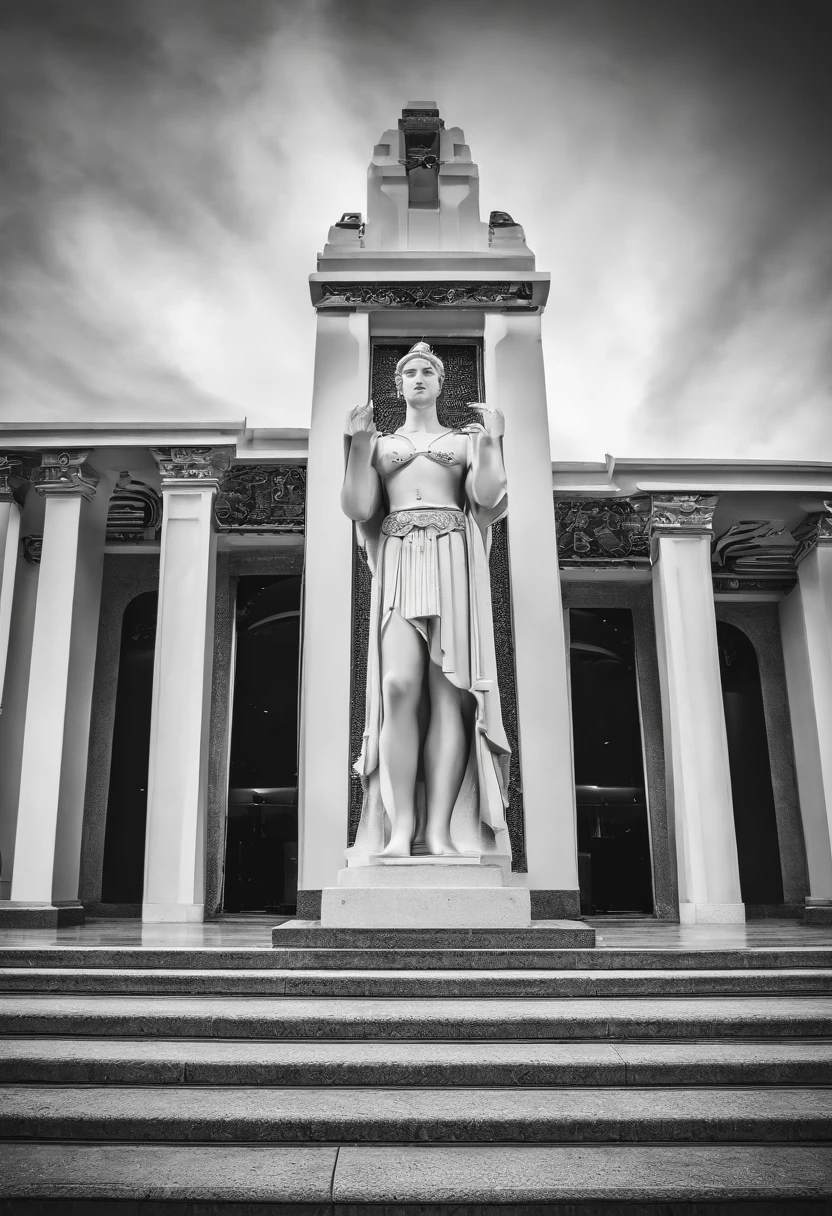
[341,428,383,522]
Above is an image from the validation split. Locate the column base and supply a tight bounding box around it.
[0,900,85,928]
[141,902,204,924]
[530,889,581,920]
[679,901,745,924]
[804,898,832,926]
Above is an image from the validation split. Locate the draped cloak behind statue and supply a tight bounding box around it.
[346,431,512,863]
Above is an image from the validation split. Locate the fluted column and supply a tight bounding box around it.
[650,494,744,924]
[142,446,232,923]
[9,451,111,924]
[0,457,23,715]
[779,505,832,911]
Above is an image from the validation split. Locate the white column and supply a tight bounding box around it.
[142,447,231,923]
[298,312,369,904]
[779,509,832,900]
[0,458,22,715]
[10,451,111,916]
[484,314,579,914]
[650,494,744,924]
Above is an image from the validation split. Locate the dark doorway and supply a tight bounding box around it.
[717,622,784,906]
[569,607,653,914]
[223,575,301,913]
[101,591,157,903]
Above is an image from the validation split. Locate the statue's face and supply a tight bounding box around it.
[399,357,442,408]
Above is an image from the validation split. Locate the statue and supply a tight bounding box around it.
[342,342,511,860]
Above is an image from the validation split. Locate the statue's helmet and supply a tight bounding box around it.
[395,341,445,391]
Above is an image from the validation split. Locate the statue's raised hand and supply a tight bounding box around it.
[346,400,378,438]
[467,403,505,439]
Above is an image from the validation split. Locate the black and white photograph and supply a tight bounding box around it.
[0,1,831,1211]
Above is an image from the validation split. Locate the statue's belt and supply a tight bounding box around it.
[381,508,466,538]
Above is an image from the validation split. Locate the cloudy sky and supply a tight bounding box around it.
[1,0,831,460]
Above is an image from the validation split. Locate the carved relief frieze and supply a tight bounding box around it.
[33,450,99,500]
[712,519,799,579]
[106,480,162,542]
[316,281,534,310]
[214,465,306,533]
[21,534,42,565]
[555,497,651,564]
[151,446,234,484]
[0,456,24,502]
[792,503,832,566]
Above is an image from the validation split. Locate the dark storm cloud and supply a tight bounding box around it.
[0,0,831,457]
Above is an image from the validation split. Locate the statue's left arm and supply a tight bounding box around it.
[466,406,507,509]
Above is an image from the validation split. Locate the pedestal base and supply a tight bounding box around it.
[0,901,85,928]
[321,863,531,928]
[805,899,832,926]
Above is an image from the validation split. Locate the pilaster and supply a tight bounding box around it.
[484,313,580,914]
[6,451,111,926]
[0,457,23,716]
[779,503,832,911]
[297,312,369,904]
[649,493,745,924]
[142,446,232,923]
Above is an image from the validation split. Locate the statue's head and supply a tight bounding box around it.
[395,341,444,407]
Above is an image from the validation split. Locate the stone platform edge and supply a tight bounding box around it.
[271,919,596,949]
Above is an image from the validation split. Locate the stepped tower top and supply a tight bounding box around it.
[319,102,534,264]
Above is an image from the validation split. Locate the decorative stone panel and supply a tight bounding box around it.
[555,498,650,565]
[214,465,306,534]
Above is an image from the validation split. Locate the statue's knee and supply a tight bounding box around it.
[382,670,420,706]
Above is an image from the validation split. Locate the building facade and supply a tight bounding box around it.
[1,104,831,927]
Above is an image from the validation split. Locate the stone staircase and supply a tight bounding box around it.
[0,930,830,1213]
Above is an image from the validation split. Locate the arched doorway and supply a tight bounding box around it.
[569,607,653,914]
[717,621,784,905]
[101,590,158,903]
[223,575,301,913]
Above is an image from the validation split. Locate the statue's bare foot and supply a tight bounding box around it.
[425,835,460,857]
[380,836,413,858]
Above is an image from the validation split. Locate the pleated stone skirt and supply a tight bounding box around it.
[379,524,472,689]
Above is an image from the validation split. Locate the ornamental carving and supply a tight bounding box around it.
[21,535,42,565]
[792,504,832,566]
[151,446,234,483]
[106,481,162,542]
[316,281,534,310]
[712,519,799,576]
[555,498,650,564]
[649,493,718,533]
[0,456,23,502]
[33,450,99,500]
[214,465,306,533]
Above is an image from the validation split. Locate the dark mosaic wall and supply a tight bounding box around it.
[348,341,527,870]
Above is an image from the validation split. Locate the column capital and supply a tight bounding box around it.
[151,446,234,488]
[0,456,24,503]
[648,493,718,560]
[793,502,832,566]
[33,450,99,501]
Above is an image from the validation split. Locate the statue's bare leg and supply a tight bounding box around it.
[423,660,471,855]
[379,609,427,856]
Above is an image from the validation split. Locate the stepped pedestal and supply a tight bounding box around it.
[321,860,531,929]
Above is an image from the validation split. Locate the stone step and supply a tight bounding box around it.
[3,1036,832,1087]
[2,994,832,1039]
[1,1084,829,1144]
[2,944,832,970]
[276,922,596,949]
[1,1142,830,1212]
[2,966,831,997]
